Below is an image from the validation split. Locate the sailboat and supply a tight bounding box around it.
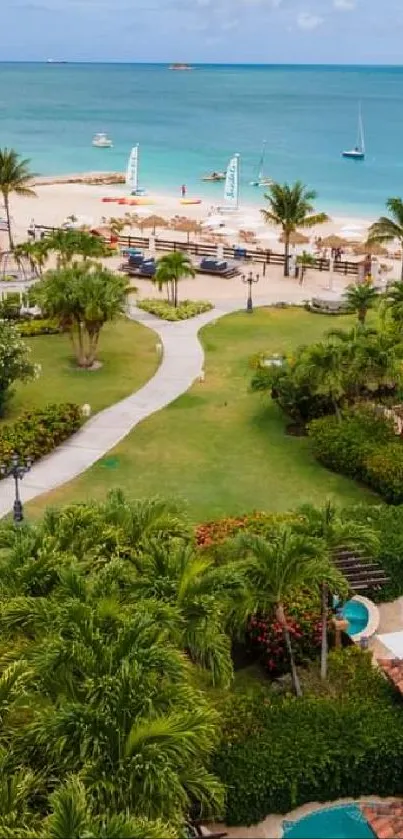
[342,104,365,160]
[250,140,272,187]
[126,145,146,195]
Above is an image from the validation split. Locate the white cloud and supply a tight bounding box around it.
[296,11,323,29]
[333,0,356,8]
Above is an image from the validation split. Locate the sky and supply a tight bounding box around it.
[1,0,401,64]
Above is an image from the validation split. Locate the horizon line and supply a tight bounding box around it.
[1,60,403,68]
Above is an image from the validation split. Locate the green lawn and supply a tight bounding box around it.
[26,307,377,520]
[5,318,158,421]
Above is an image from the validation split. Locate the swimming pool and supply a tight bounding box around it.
[283,804,375,838]
[341,599,369,637]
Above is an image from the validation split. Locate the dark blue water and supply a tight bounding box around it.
[1,63,403,214]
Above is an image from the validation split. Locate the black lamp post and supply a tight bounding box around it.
[0,453,32,523]
[242,271,260,312]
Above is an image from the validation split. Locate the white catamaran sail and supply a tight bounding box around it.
[223,153,240,209]
[126,145,139,193]
[250,141,271,187]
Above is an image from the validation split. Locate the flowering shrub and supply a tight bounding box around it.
[0,403,82,467]
[0,320,38,415]
[17,319,61,337]
[137,299,213,321]
[247,591,323,676]
[196,511,302,548]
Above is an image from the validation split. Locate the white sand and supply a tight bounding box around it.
[0,180,376,249]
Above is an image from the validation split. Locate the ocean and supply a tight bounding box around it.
[1,62,403,216]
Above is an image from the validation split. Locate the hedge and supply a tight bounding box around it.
[17,319,61,337]
[213,652,403,826]
[342,504,403,601]
[137,299,213,321]
[0,403,82,467]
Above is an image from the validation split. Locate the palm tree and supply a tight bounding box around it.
[261,181,328,277]
[130,539,248,686]
[296,341,346,419]
[343,282,379,324]
[295,501,378,679]
[154,252,196,307]
[382,279,403,328]
[0,149,37,250]
[297,251,316,285]
[236,526,335,696]
[45,229,112,267]
[13,240,49,277]
[368,198,403,280]
[35,262,128,368]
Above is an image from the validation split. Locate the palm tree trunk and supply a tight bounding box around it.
[3,194,13,250]
[283,234,290,277]
[277,603,302,697]
[173,278,178,307]
[320,583,328,681]
[358,308,366,325]
[400,256,403,282]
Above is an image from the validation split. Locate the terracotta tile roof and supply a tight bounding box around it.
[362,802,403,839]
[378,659,403,695]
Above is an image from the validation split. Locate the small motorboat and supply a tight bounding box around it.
[92,133,113,148]
[202,171,226,182]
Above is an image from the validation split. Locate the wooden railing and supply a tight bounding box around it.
[34,225,359,277]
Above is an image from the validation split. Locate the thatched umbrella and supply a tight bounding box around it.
[353,242,389,257]
[138,215,168,235]
[170,218,202,243]
[280,231,310,245]
[321,235,350,248]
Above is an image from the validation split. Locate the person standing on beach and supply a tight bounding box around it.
[181,184,186,198]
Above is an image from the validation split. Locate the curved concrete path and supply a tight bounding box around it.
[0,285,309,516]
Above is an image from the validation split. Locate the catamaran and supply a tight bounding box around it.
[126,145,146,195]
[250,140,272,187]
[342,104,365,160]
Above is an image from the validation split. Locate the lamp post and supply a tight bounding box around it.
[242,271,259,312]
[0,453,32,523]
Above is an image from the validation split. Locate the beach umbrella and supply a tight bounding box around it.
[353,242,388,256]
[171,218,202,243]
[280,231,310,245]
[321,235,350,248]
[138,215,168,235]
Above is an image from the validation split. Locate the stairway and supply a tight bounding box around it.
[333,547,389,593]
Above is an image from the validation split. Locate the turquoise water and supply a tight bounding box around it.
[2,63,403,214]
[341,599,369,637]
[283,804,375,839]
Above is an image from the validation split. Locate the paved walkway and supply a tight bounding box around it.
[0,280,325,516]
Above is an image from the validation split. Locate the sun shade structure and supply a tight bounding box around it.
[280,231,310,245]
[170,218,203,242]
[138,215,168,234]
[353,242,389,256]
[332,547,389,592]
[321,235,350,248]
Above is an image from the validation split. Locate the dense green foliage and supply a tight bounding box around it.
[252,326,403,427]
[343,504,403,601]
[369,197,403,280]
[214,649,403,826]
[0,402,82,465]
[0,320,38,415]
[308,406,395,480]
[137,299,213,320]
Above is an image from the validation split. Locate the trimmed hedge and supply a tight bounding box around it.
[213,651,403,825]
[137,299,213,321]
[0,403,82,467]
[17,319,61,337]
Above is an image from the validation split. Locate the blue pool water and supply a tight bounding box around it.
[283,804,375,839]
[341,599,369,637]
